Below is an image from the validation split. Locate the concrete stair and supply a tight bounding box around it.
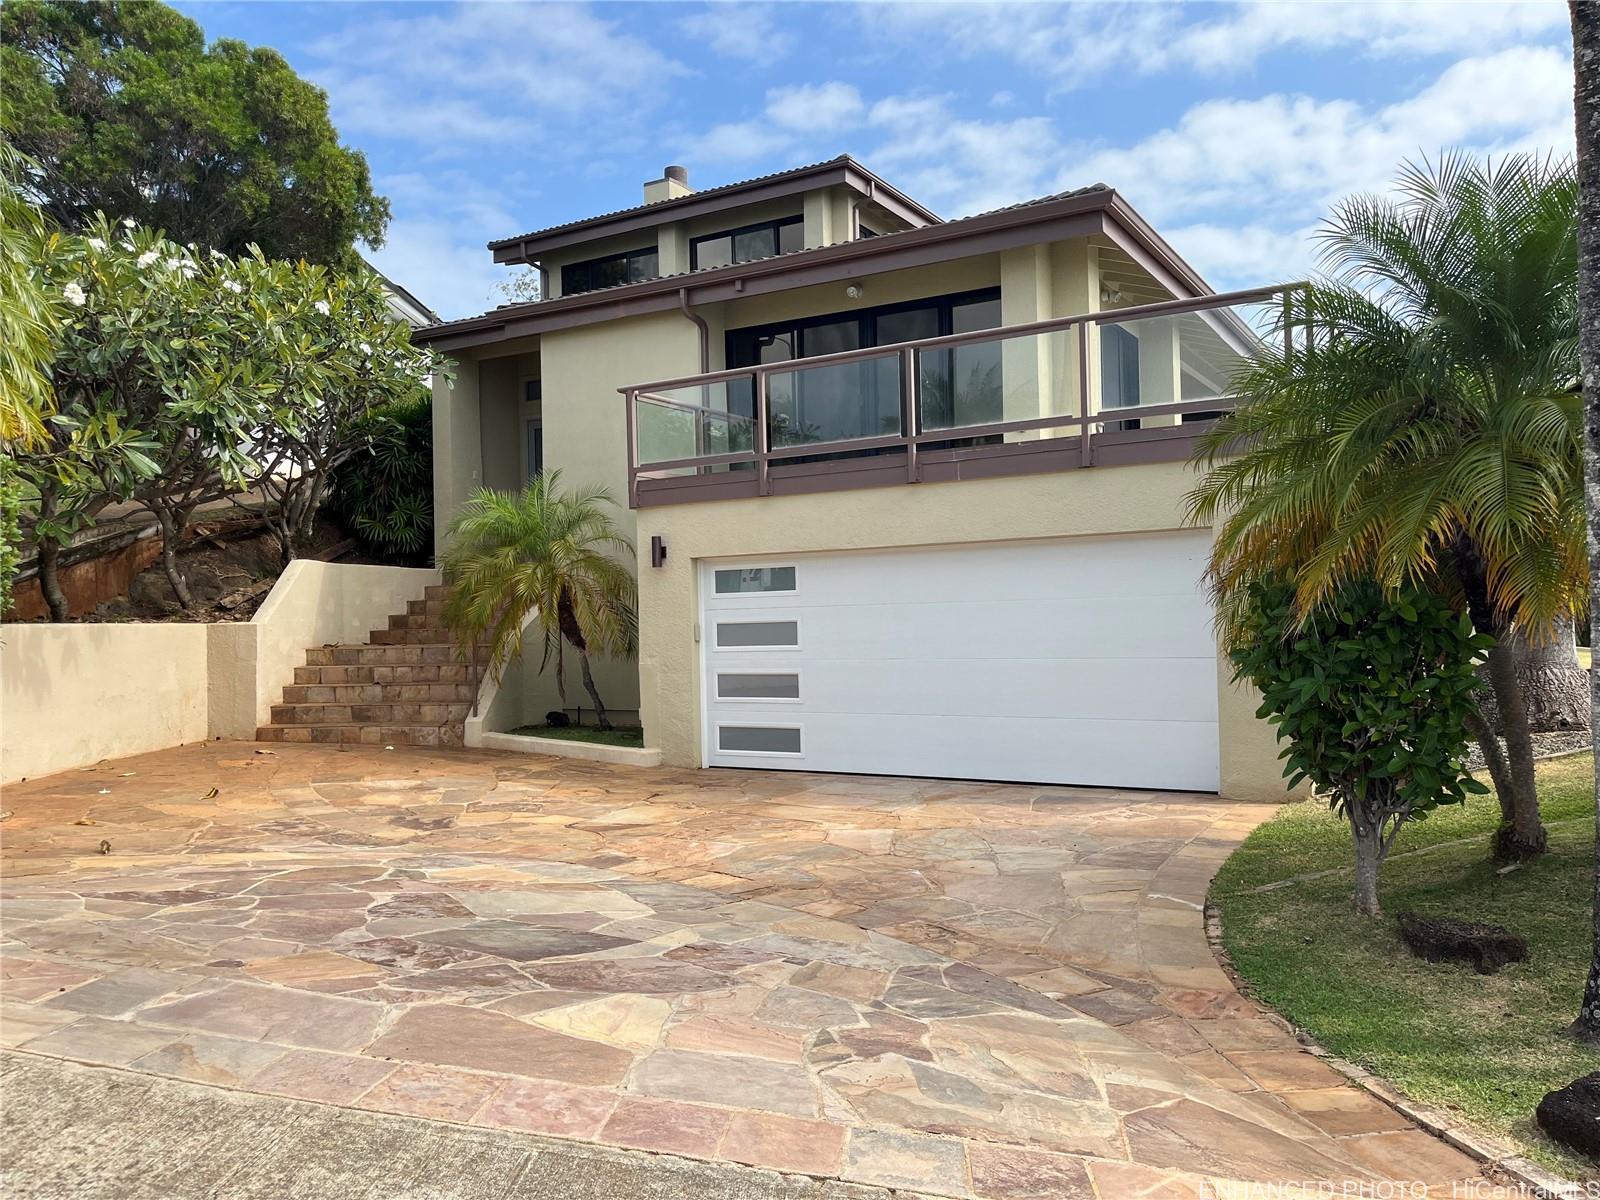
[256,585,481,747]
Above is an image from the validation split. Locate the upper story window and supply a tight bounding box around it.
[561,246,659,296]
[691,215,804,271]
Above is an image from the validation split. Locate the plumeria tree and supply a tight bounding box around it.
[17,211,444,615]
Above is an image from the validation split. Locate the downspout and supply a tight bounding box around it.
[678,287,710,373]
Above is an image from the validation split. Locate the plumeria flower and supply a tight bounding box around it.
[314,300,331,316]
[136,250,159,268]
[359,342,372,354]
[210,248,226,260]
[87,238,105,252]
[121,217,136,229]
[63,282,87,307]
[222,279,244,295]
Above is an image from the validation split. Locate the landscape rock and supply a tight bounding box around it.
[1535,1073,1600,1160]
[1396,912,1528,975]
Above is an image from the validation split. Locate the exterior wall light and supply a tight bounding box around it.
[845,284,864,300]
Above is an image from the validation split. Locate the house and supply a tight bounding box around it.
[413,156,1296,801]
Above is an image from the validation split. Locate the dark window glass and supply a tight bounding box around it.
[692,216,803,270]
[1101,324,1142,430]
[876,306,939,347]
[727,287,1001,459]
[696,236,733,270]
[562,247,657,296]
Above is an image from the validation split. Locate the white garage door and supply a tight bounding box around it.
[700,532,1220,792]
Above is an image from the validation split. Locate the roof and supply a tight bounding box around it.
[487,155,941,264]
[363,258,441,326]
[414,182,1219,353]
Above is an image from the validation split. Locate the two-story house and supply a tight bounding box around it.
[413,156,1297,802]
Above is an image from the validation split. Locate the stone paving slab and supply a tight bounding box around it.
[0,742,1494,1197]
[2,1051,901,1200]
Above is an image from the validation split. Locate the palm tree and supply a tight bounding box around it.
[1567,0,1600,1045]
[441,471,637,730]
[1188,152,1585,863]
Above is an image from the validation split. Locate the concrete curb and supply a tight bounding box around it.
[1203,905,1585,1199]
[477,730,663,767]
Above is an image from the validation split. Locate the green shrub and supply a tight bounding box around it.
[331,391,434,563]
[1229,576,1492,915]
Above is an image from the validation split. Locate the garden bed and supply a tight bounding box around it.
[1211,754,1600,1178]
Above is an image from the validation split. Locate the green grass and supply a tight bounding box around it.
[1212,753,1600,1179]
[507,723,644,748]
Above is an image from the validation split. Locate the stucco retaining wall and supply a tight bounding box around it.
[2,562,439,785]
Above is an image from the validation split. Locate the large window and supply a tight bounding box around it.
[725,288,1003,452]
[692,216,804,271]
[561,246,659,296]
[1100,324,1142,431]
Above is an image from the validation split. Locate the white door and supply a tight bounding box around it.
[700,532,1220,791]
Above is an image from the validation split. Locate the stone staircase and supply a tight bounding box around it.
[256,584,477,747]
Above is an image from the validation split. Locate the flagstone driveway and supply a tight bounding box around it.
[1,742,1486,1198]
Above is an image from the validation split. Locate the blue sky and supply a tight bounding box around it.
[174,1,1577,320]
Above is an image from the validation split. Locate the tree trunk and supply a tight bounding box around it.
[1475,618,1590,732]
[578,650,611,731]
[1456,541,1549,860]
[152,505,192,610]
[1350,816,1383,917]
[35,535,68,622]
[35,489,69,623]
[1567,0,1600,1044]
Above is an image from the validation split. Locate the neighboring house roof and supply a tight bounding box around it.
[363,258,441,327]
[416,182,1215,354]
[488,155,941,265]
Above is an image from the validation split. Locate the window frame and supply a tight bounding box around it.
[714,722,805,757]
[690,215,804,272]
[714,669,803,703]
[560,245,659,297]
[725,286,1003,370]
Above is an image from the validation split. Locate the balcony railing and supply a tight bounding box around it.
[621,283,1307,507]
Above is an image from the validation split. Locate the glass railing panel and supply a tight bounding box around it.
[634,378,755,475]
[1092,299,1276,431]
[915,326,1081,442]
[765,352,902,452]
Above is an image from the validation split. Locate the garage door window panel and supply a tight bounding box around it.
[716,672,802,701]
[713,566,797,595]
[714,620,800,649]
[717,725,804,755]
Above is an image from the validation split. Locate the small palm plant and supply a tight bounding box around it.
[441,471,637,729]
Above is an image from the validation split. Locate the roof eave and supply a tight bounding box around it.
[419,187,1215,354]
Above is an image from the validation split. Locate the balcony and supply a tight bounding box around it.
[622,284,1306,508]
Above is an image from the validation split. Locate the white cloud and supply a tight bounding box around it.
[767,82,863,132]
[1161,223,1319,292]
[867,95,1061,216]
[368,172,526,320]
[306,3,688,150]
[1071,45,1576,224]
[859,1,1569,88]
[678,81,863,163]
[679,3,794,61]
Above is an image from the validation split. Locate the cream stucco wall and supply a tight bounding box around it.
[1,624,210,784]
[2,562,440,785]
[633,459,1290,804]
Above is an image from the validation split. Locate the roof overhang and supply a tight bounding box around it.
[419,189,1216,356]
[489,158,939,266]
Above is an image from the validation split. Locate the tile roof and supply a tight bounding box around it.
[486,155,938,251]
[422,182,1113,333]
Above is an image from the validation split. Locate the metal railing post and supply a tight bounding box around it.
[901,346,919,483]
[754,371,771,496]
[1078,321,1094,468]
[623,388,638,508]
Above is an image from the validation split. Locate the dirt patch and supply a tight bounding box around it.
[13,512,378,624]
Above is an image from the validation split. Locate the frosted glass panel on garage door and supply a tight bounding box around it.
[700,532,1219,791]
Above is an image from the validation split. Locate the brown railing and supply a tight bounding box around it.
[621,282,1307,507]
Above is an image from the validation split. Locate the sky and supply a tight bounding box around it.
[172,0,1579,321]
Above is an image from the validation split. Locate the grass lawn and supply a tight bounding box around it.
[1212,752,1600,1178]
[507,723,644,748]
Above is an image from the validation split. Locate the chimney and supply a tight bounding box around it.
[644,165,692,205]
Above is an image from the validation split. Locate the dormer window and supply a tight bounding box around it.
[562,246,659,296]
[691,215,804,271]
